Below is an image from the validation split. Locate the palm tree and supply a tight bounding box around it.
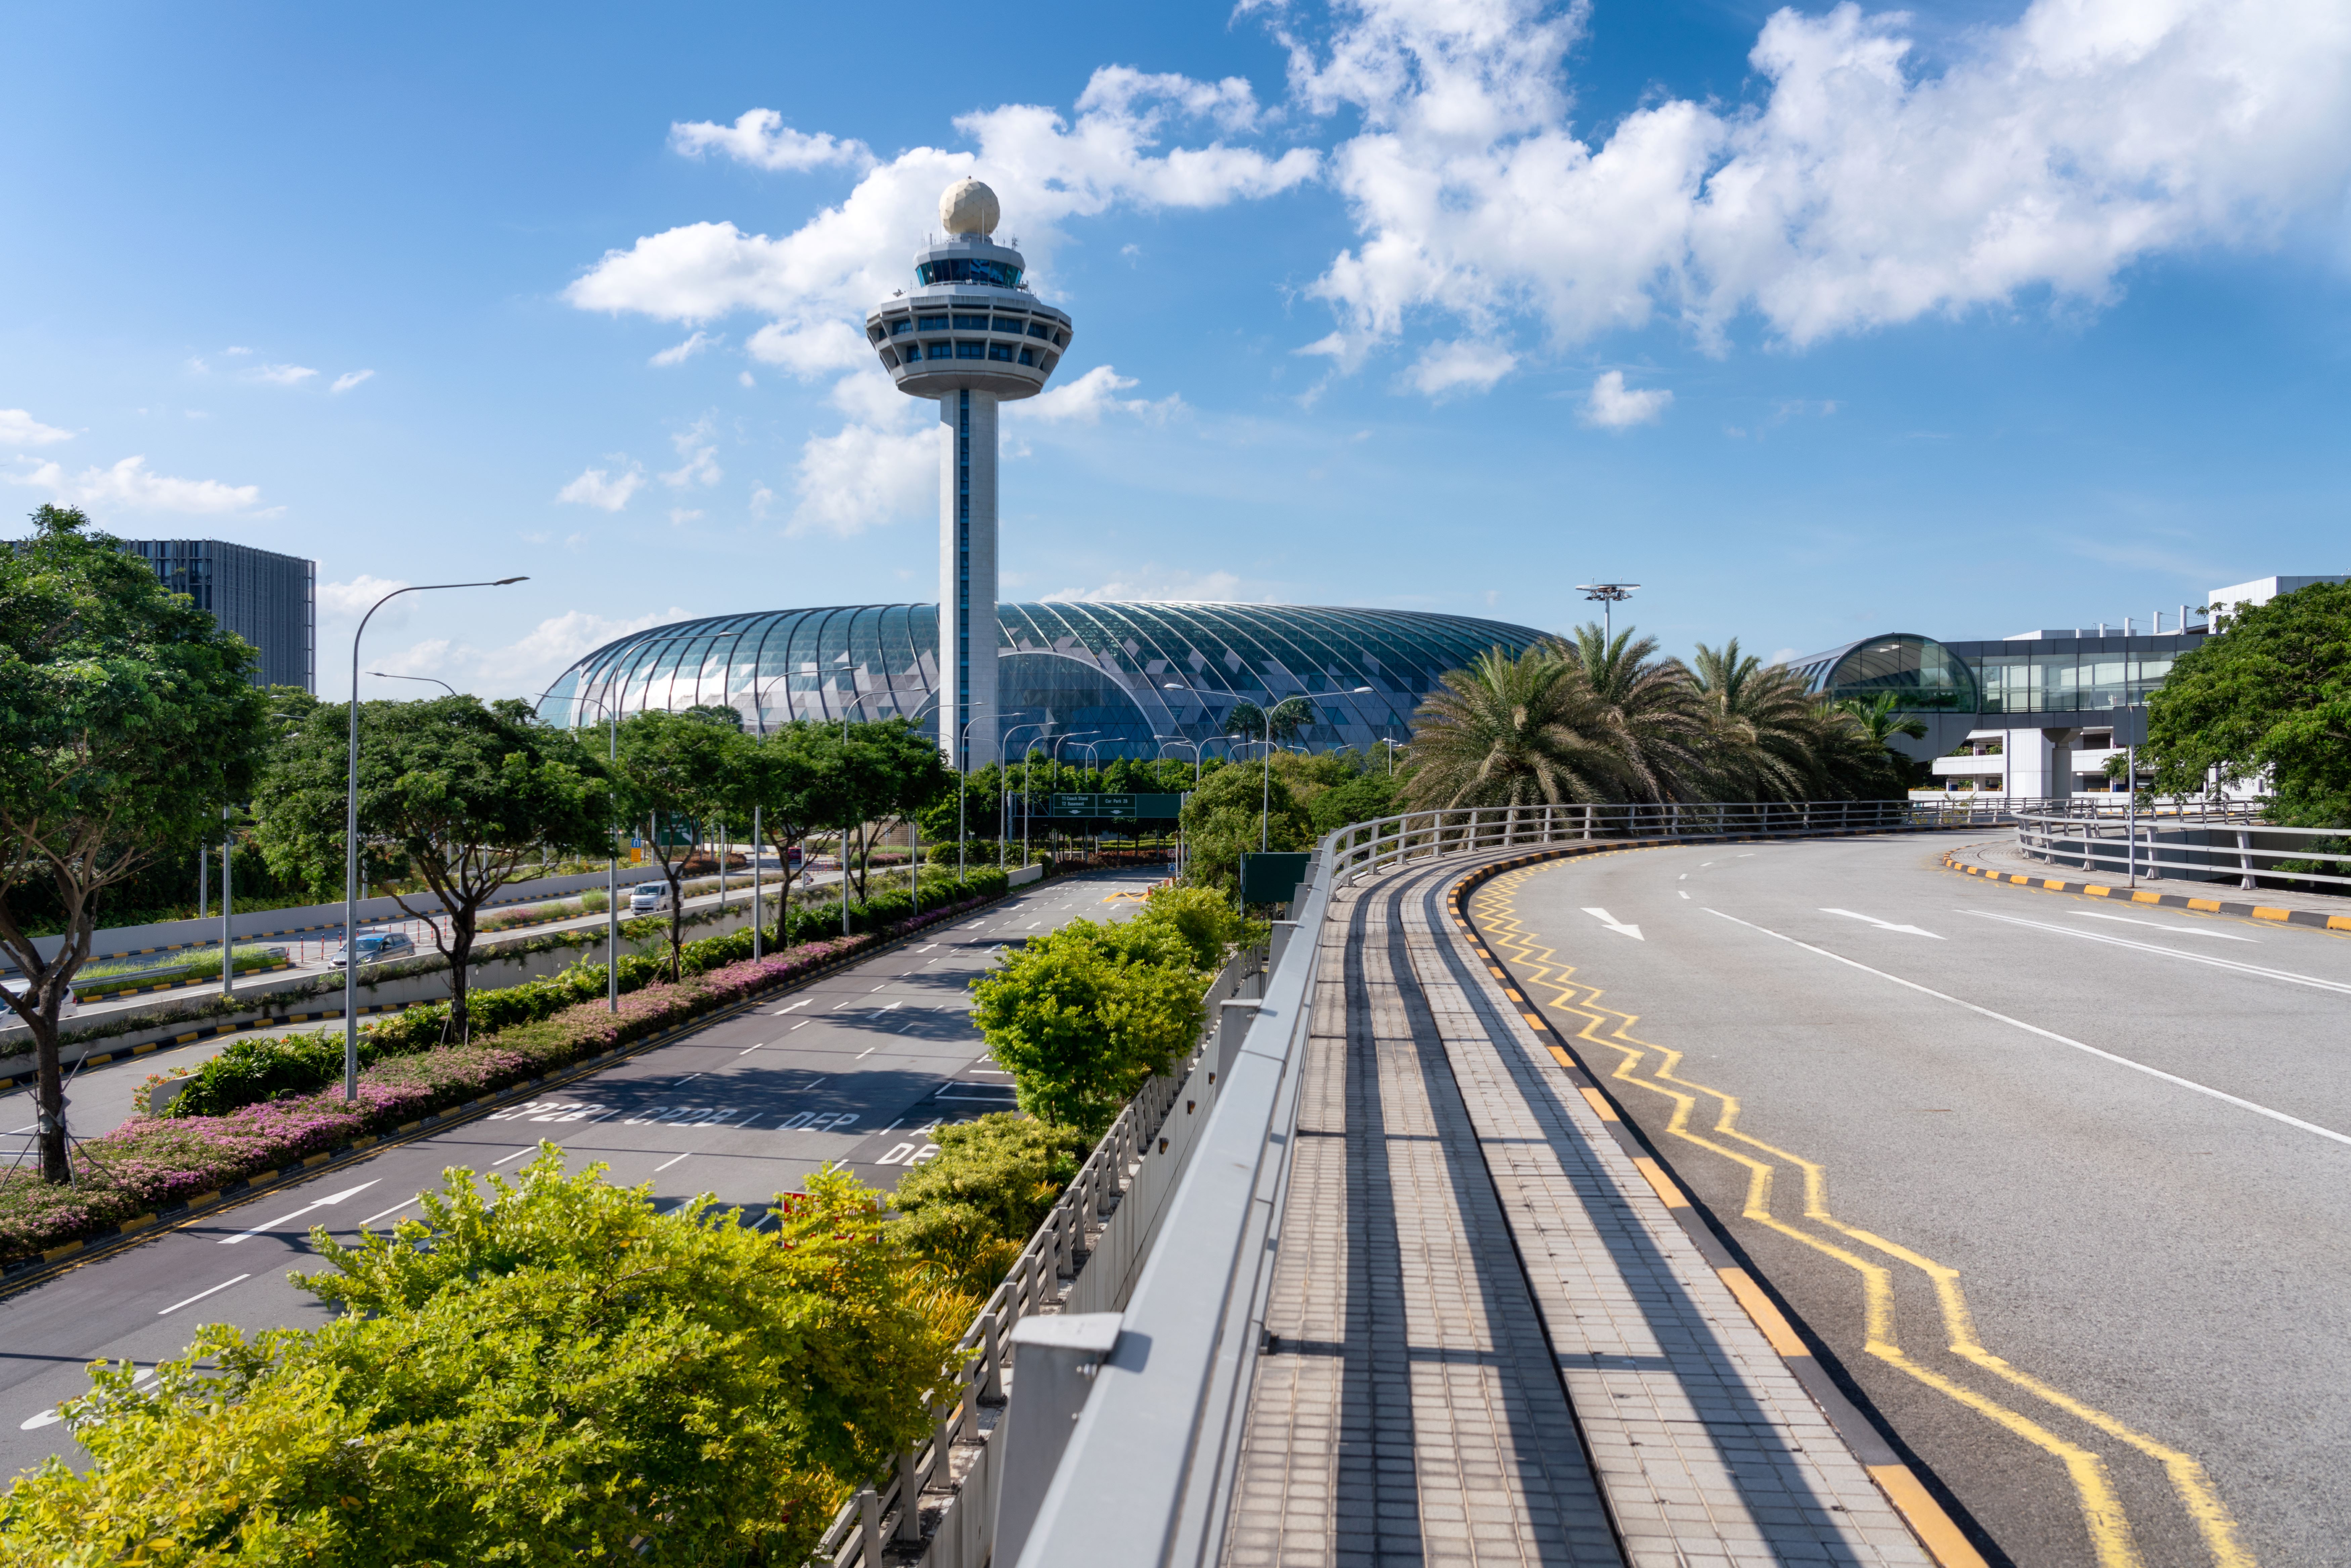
[1834,691,1929,750]
[1691,639,1819,800]
[1403,645,1625,811]
[1561,623,1710,802]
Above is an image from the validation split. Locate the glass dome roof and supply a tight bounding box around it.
[535,601,1551,758]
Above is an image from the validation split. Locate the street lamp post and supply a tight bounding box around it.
[1000,722,1050,869]
[538,681,625,1017]
[345,577,526,1101]
[365,671,459,697]
[1576,583,1639,644]
[1049,730,1099,866]
[1156,735,1203,879]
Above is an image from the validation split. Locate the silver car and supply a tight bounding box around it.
[336,929,416,968]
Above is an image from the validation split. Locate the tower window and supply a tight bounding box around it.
[1026,322,1052,340]
[927,342,956,359]
[990,318,1026,333]
[1018,347,1036,366]
[1053,330,1068,347]
[889,319,913,335]
[881,349,900,368]
[867,325,886,344]
[954,341,987,359]
[916,315,949,331]
[951,314,989,329]
[987,343,1016,361]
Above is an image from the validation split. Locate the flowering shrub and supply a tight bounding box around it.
[0,896,996,1268]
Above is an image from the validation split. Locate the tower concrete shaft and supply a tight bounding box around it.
[940,389,999,770]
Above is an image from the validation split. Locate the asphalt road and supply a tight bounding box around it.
[1473,833,2351,1568]
[0,866,1157,1479]
[0,866,859,1151]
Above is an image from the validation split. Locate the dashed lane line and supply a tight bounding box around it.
[1472,861,2253,1568]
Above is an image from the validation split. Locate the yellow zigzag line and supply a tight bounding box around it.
[1468,863,2252,1568]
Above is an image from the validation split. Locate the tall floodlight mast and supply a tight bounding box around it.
[867,179,1074,771]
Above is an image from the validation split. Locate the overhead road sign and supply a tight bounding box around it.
[1032,793,1182,820]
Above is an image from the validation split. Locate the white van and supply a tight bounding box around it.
[628,882,674,914]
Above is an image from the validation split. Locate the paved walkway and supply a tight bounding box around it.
[1224,854,1932,1568]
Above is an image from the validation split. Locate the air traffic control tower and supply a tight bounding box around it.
[866,178,1074,771]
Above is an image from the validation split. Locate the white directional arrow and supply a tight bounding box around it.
[1580,906,1644,941]
[218,1179,379,1245]
[1820,908,1943,939]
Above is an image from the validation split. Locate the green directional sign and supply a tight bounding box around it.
[1037,793,1183,820]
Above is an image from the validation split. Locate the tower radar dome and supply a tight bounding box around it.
[939,178,1000,236]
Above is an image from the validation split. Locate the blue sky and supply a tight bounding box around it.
[5,0,2347,700]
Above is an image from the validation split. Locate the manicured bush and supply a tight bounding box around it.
[0,895,1000,1267]
[890,1112,1093,1295]
[0,1156,952,1567]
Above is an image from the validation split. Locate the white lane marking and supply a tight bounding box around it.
[1964,910,2351,994]
[2072,910,2256,942]
[1820,907,1944,939]
[857,1046,878,1058]
[490,1148,534,1166]
[1678,891,1690,900]
[357,1198,416,1227]
[218,1179,380,1245]
[675,1073,703,1084]
[654,1152,691,1172]
[915,944,937,953]
[738,1041,764,1055]
[788,1019,810,1031]
[1580,906,1644,941]
[1678,873,1687,880]
[158,1273,251,1315]
[769,999,809,1016]
[1704,907,2351,1149]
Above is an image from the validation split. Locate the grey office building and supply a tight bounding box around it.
[122,539,316,691]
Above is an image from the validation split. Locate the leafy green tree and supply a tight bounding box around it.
[836,717,952,901]
[1124,882,1263,971]
[1690,639,1822,800]
[1178,761,1312,898]
[0,505,272,1182]
[1308,769,1401,834]
[254,696,616,1040]
[1,1152,954,1566]
[611,708,753,977]
[1832,691,1930,754]
[2140,581,2351,824]
[971,920,1209,1132]
[740,720,834,926]
[1403,643,1624,811]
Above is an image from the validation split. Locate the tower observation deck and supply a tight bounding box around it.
[866,178,1074,771]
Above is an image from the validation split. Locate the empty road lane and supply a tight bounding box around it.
[1472,835,2351,1568]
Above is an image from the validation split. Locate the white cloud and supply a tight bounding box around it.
[1284,0,2351,364]
[1013,364,1183,424]
[746,319,871,376]
[11,454,263,513]
[661,418,723,488]
[1581,370,1672,429]
[224,346,253,357]
[668,507,704,526]
[318,574,412,619]
[1043,564,1249,602]
[790,419,934,537]
[649,330,717,367]
[557,462,645,511]
[330,369,375,394]
[250,363,318,386]
[739,370,756,388]
[749,483,776,519]
[566,67,1319,347]
[1404,340,1517,397]
[0,409,74,447]
[670,109,876,172]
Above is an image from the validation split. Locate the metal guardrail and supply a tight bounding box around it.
[2015,808,2349,894]
[808,946,1258,1568]
[1010,795,1955,1567]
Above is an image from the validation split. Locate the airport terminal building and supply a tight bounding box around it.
[1788,575,2342,796]
[536,600,1549,760]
